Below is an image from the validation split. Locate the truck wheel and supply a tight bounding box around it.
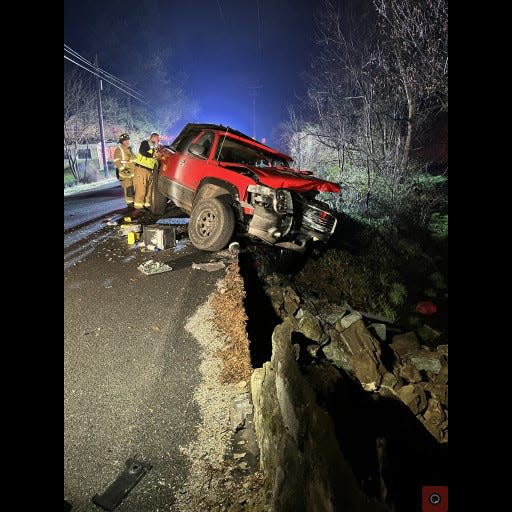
[150,175,167,215]
[188,196,235,251]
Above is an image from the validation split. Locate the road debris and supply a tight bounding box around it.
[91,458,152,511]
[156,217,189,225]
[191,262,226,272]
[138,260,173,275]
[127,232,141,245]
[143,224,176,250]
[228,242,241,256]
[119,223,142,235]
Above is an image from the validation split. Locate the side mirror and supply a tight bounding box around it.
[188,143,205,158]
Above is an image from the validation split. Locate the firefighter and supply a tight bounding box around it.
[113,133,136,207]
[133,132,161,209]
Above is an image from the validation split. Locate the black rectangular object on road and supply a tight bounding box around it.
[91,459,152,511]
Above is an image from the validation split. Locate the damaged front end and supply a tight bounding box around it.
[246,185,337,252]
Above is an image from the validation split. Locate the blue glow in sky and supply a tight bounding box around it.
[65,0,317,147]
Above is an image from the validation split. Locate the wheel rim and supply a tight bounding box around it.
[196,209,217,238]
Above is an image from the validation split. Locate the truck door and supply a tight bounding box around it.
[174,130,215,191]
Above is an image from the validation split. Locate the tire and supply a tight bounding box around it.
[188,196,235,251]
[150,174,167,215]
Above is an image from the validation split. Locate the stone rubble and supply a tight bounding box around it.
[260,274,448,444]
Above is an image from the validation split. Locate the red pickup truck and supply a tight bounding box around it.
[152,123,340,252]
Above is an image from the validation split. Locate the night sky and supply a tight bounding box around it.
[64,0,317,146]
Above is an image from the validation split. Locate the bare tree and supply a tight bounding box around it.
[373,0,448,167]
[282,0,447,228]
[64,68,98,183]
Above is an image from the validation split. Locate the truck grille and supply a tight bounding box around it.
[302,203,337,234]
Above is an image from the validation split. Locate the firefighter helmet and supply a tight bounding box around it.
[119,133,130,143]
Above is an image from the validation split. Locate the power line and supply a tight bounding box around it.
[64,55,146,103]
[64,44,144,97]
[64,45,142,95]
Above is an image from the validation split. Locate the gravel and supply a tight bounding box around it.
[175,286,241,511]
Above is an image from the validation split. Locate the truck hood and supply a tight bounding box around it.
[222,164,341,193]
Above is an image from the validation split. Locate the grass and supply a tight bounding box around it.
[64,169,77,187]
[64,166,118,188]
[295,212,448,337]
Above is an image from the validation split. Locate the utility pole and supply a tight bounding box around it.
[95,54,109,179]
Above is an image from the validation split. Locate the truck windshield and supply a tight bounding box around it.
[214,137,289,168]
[170,128,202,153]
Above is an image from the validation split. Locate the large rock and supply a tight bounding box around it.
[297,309,326,343]
[251,319,390,512]
[320,304,349,326]
[389,332,421,360]
[396,384,428,415]
[266,285,285,317]
[421,398,447,442]
[424,383,448,407]
[322,329,354,372]
[433,365,448,385]
[283,286,300,316]
[436,344,449,358]
[338,320,385,390]
[379,372,399,398]
[423,398,446,425]
[335,311,362,331]
[409,351,446,375]
[368,323,387,342]
[399,362,422,384]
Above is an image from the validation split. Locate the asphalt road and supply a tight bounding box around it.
[64,185,230,511]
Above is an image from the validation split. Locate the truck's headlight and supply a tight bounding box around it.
[272,188,293,214]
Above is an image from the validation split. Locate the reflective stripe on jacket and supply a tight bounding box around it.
[114,145,136,169]
[135,139,158,169]
[134,153,157,170]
